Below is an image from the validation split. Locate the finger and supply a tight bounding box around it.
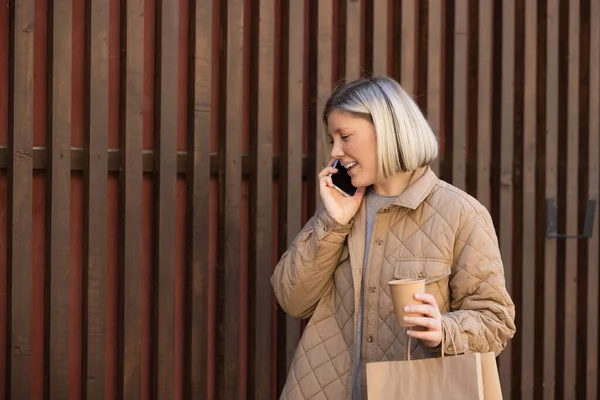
[414,292,438,307]
[327,158,337,167]
[320,176,334,189]
[404,304,440,319]
[406,329,442,343]
[319,166,339,178]
[403,316,441,330]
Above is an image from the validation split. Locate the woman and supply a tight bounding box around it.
[271,76,516,400]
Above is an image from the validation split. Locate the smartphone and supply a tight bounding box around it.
[329,160,357,197]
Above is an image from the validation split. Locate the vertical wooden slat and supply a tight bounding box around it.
[141,0,156,397]
[586,3,599,398]
[465,0,477,196]
[316,0,333,208]
[533,1,548,397]
[123,0,144,396]
[401,0,417,94]
[31,1,49,398]
[105,0,122,396]
[511,3,525,398]
[360,0,373,75]
[427,0,442,176]
[249,0,274,397]
[521,0,536,398]
[346,0,361,80]
[451,0,467,191]
[563,1,580,397]
[372,0,388,76]
[87,0,109,398]
[220,0,243,397]
[544,0,559,397]
[0,0,9,396]
[48,0,72,397]
[189,0,212,397]
[305,0,319,220]
[10,0,34,397]
[283,0,304,374]
[387,0,401,82]
[498,0,515,396]
[175,0,189,395]
[156,0,178,398]
[476,0,492,209]
[440,0,454,183]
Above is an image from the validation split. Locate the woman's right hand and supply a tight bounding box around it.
[319,161,366,225]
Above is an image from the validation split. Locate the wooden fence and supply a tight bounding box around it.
[0,0,599,399]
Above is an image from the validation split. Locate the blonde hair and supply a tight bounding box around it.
[323,76,438,180]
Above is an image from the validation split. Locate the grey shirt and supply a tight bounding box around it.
[352,188,397,400]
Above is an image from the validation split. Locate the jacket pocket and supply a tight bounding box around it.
[392,259,451,284]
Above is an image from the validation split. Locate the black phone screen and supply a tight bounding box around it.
[330,160,357,196]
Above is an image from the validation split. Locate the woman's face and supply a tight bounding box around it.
[327,111,378,188]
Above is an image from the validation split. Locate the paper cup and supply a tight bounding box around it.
[388,278,425,328]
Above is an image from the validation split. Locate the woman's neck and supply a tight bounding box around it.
[372,170,415,196]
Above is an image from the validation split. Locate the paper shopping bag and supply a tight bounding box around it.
[480,352,503,400]
[366,351,485,400]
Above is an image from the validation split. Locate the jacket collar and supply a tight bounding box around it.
[389,166,438,210]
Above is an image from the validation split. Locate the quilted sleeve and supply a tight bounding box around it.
[442,206,516,356]
[271,205,352,319]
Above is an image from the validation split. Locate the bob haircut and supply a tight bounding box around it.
[323,76,438,180]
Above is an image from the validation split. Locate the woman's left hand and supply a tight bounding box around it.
[403,293,443,348]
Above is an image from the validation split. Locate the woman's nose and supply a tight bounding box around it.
[330,141,345,159]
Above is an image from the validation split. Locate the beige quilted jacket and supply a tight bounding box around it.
[271,167,516,400]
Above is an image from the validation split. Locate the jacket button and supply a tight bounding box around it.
[367,336,374,343]
[418,272,426,278]
[369,286,376,293]
[375,239,383,246]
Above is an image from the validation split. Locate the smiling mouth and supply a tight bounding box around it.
[344,162,358,170]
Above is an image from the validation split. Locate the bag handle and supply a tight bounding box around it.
[405,319,458,361]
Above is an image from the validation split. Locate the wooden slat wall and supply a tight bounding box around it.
[0,1,599,399]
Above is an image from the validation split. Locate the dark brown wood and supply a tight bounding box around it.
[0,0,8,396]
[9,0,34,397]
[188,0,212,397]
[248,0,274,397]
[305,0,319,219]
[555,0,570,397]
[86,1,109,398]
[533,1,548,398]
[360,0,373,76]
[122,0,145,396]
[585,4,599,399]
[576,2,592,398]
[219,0,244,397]
[465,0,478,197]
[512,0,525,398]
[498,0,515,396]
[156,0,178,398]
[48,0,72,397]
[440,0,454,183]
[562,0,579,397]
[415,0,428,111]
